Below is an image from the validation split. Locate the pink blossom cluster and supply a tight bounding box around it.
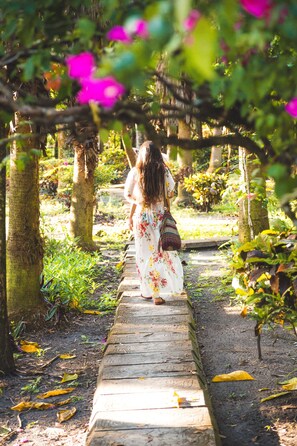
[240,0,272,19]
[66,52,125,108]
[107,19,149,43]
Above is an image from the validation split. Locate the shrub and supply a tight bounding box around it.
[183,172,227,212]
[41,238,118,322]
[231,229,297,358]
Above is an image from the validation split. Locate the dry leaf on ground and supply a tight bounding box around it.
[212,370,254,382]
[11,401,54,411]
[57,407,77,423]
[37,388,76,399]
[260,391,290,403]
[61,373,78,383]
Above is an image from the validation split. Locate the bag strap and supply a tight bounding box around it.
[163,175,170,211]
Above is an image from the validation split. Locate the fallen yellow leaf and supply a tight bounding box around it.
[83,310,101,315]
[37,388,76,399]
[260,392,290,403]
[240,307,248,318]
[281,377,297,391]
[212,370,255,382]
[59,354,77,360]
[19,340,41,353]
[171,390,185,408]
[11,401,54,411]
[55,398,73,407]
[57,407,77,423]
[61,373,78,383]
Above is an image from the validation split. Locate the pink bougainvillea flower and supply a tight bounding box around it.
[106,26,132,43]
[66,52,95,79]
[240,0,272,19]
[132,19,149,38]
[184,9,201,31]
[77,76,125,108]
[285,98,297,118]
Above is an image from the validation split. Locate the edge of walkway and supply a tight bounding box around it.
[86,241,222,446]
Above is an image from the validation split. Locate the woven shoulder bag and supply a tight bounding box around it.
[159,181,181,251]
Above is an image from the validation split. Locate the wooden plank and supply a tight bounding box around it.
[105,340,193,354]
[99,361,197,380]
[95,376,202,395]
[107,331,190,344]
[92,389,206,412]
[87,427,216,446]
[118,304,189,317]
[89,406,213,431]
[102,350,193,366]
[116,313,191,325]
[119,295,187,307]
[111,321,189,334]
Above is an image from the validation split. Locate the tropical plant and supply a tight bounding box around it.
[184,172,227,212]
[231,229,297,359]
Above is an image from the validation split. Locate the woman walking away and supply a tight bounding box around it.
[124,140,183,305]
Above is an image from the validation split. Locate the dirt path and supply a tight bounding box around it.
[183,248,297,446]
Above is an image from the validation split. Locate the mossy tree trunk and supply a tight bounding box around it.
[69,131,98,250]
[7,115,44,321]
[207,128,223,173]
[166,123,177,161]
[0,124,15,374]
[238,147,270,242]
[176,120,193,206]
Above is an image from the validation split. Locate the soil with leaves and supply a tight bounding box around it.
[0,244,120,446]
[184,248,297,446]
[1,242,297,446]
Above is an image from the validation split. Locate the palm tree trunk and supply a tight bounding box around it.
[0,124,15,374]
[238,148,269,242]
[69,139,98,250]
[207,128,223,173]
[7,115,44,320]
[176,120,193,206]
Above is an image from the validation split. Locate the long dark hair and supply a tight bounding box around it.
[136,141,165,205]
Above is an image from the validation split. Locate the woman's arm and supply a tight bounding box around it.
[128,203,136,231]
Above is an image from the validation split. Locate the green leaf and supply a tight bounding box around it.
[77,18,96,41]
[173,0,191,30]
[99,129,109,144]
[183,17,217,81]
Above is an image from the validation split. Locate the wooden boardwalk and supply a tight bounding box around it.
[86,243,220,446]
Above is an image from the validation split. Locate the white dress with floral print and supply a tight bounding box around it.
[124,167,184,298]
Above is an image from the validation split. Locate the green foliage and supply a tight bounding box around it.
[231,229,297,337]
[184,172,227,212]
[41,238,118,321]
[39,158,73,197]
[21,377,42,395]
[98,132,128,183]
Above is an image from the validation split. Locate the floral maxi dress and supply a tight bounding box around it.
[124,167,184,298]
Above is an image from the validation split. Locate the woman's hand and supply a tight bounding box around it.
[128,216,134,231]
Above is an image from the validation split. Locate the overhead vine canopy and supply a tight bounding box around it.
[1,0,297,213]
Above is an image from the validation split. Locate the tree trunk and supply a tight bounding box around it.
[238,148,270,242]
[207,128,223,173]
[122,129,136,168]
[7,115,44,321]
[56,126,70,203]
[175,120,193,206]
[0,124,15,374]
[166,124,177,161]
[69,140,98,250]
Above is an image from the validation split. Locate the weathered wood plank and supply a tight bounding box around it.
[116,313,191,325]
[118,304,189,317]
[87,427,216,446]
[105,339,193,354]
[107,331,190,344]
[92,389,206,412]
[102,350,193,366]
[99,361,197,380]
[111,321,189,334]
[89,406,213,431]
[95,376,202,395]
